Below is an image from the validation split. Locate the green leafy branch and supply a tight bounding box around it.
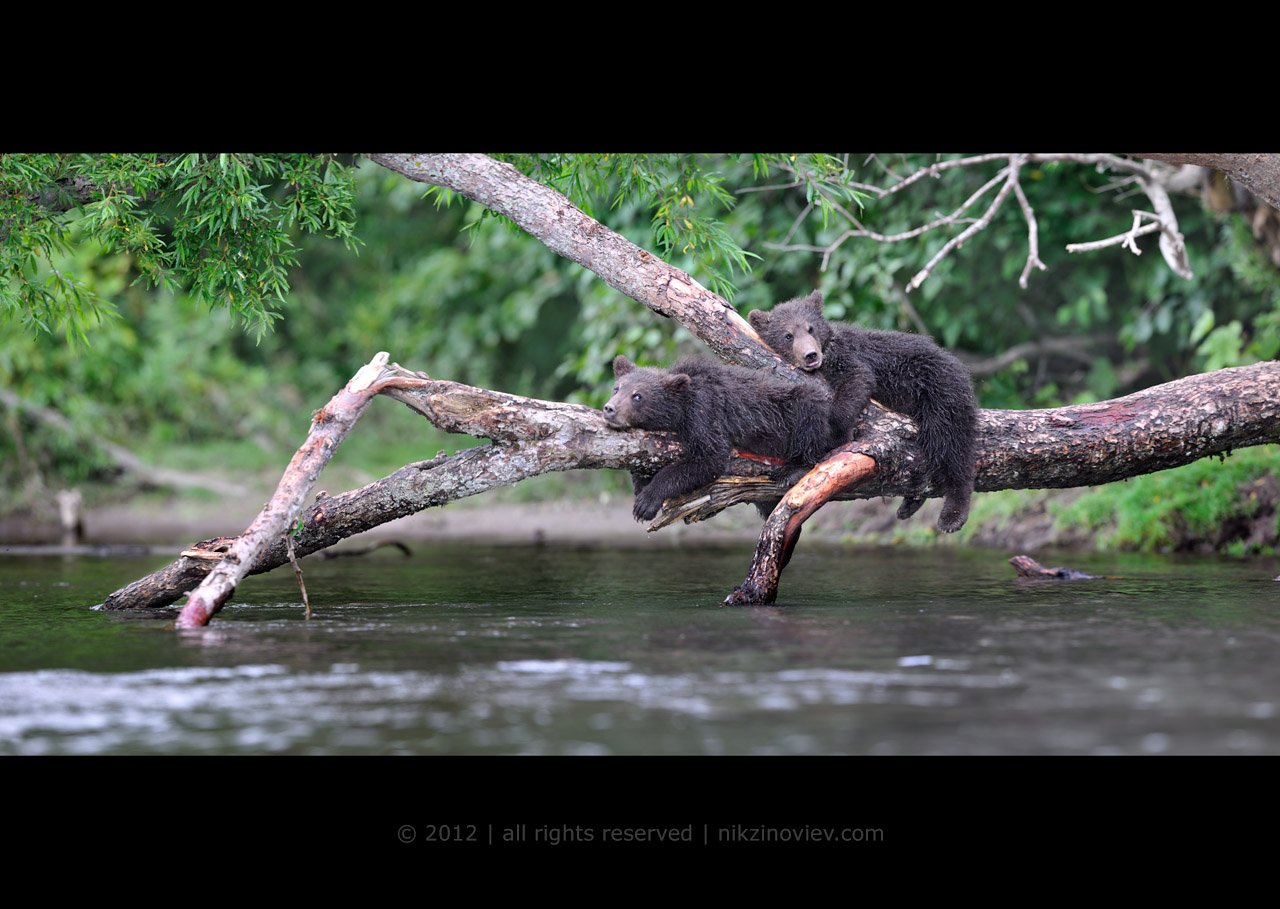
[1,153,359,342]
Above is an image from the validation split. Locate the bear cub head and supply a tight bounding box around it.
[747,291,833,372]
[603,355,690,431]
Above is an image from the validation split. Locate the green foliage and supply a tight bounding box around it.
[491,154,859,302]
[0,231,282,493]
[1,153,357,341]
[1051,448,1279,553]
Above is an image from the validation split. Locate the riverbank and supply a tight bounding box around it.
[3,447,1276,556]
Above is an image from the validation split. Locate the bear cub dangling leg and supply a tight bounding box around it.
[747,291,979,533]
[602,355,852,522]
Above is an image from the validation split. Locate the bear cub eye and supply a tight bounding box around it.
[784,332,793,342]
[632,392,642,402]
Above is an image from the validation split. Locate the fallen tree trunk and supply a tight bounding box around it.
[100,359,1280,615]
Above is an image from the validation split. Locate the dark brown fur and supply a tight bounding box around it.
[603,355,854,521]
[748,291,979,532]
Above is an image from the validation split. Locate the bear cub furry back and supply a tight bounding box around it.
[748,291,978,533]
[604,355,855,522]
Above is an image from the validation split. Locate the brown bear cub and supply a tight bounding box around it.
[748,291,979,533]
[604,355,857,522]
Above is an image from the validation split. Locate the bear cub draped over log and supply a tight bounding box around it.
[603,355,858,522]
[748,291,979,533]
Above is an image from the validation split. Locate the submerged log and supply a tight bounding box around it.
[1008,555,1102,581]
[318,540,412,560]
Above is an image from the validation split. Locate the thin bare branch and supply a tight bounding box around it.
[285,534,312,620]
[879,153,1013,198]
[735,179,804,194]
[958,336,1107,377]
[780,199,814,246]
[849,181,888,198]
[1023,154,1192,277]
[886,282,930,336]
[906,162,1022,292]
[765,168,1005,269]
[1065,215,1162,254]
[766,153,1196,287]
[1012,176,1046,289]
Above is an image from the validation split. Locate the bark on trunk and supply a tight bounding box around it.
[1137,153,1280,211]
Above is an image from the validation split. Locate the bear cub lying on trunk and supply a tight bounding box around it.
[603,355,858,522]
[748,291,978,532]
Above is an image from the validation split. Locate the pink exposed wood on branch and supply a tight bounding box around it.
[725,449,877,607]
[173,353,394,628]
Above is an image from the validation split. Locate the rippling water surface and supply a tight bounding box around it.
[2,544,1278,754]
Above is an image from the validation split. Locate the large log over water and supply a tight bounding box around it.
[100,360,1280,616]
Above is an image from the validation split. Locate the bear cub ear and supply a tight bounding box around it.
[665,372,691,392]
[801,291,824,316]
[747,310,769,330]
[613,355,636,377]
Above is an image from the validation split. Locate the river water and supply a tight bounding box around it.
[2,543,1278,755]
